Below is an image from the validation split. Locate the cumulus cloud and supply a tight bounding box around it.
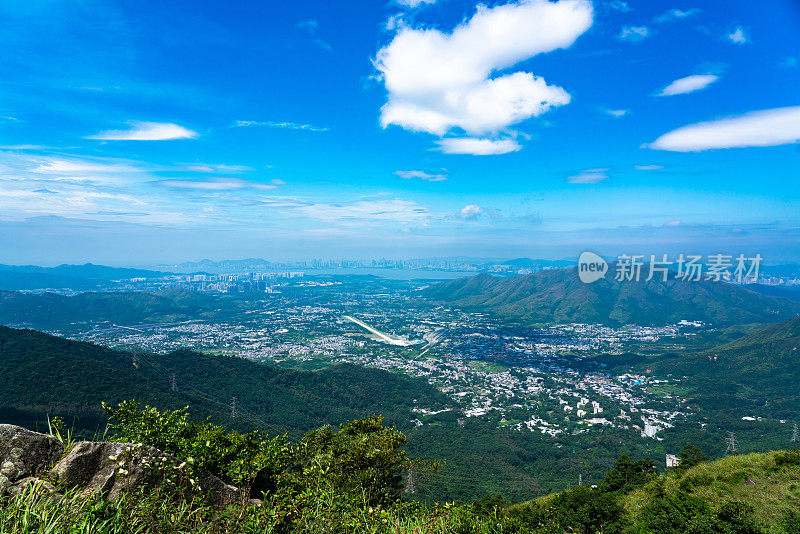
[657,74,719,96]
[618,25,650,41]
[728,26,748,44]
[435,137,521,155]
[567,168,608,183]
[646,106,800,151]
[233,120,328,132]
[394,170,448,181]
[655,8,700,23]
[459,204,484,220]
[374,0,593,151]
[86,121,198,141]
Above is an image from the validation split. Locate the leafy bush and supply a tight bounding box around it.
[103,400,292,493]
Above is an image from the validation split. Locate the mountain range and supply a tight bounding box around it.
[423,268,800,327]
[0,263,170,291]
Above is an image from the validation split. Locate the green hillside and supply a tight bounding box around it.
[0,289,239,331]
[0,326,448,437]
[506,448,800,533]
[423,269,800,326]
[628,317,800,419]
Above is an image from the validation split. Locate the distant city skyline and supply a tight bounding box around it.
[1,0,798,264]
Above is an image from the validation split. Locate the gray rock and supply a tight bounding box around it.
[0,424,64,495]
[1,424,250,506]
[50,441,172,500]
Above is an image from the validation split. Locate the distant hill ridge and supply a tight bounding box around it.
[0,263,171,291]
[423,267,800,326]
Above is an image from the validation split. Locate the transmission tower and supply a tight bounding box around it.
[132,354,139,369]
[170,373,177,392]
[792,423,798,443]
[725,431,738,454]
[578,473,582,486]
[404,469,416,494]
[230,396,237,419]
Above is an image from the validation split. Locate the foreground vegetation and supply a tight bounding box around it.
[2,403,799,533]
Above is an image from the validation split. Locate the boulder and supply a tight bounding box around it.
[0,425,248,506]
[50,440,247,504]
[0,424,64,495]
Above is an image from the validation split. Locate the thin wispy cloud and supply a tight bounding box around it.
[394,170,448,181]
[646,106,800,151]
[635,164,664,170]
[654,8,700,24]
[606,1,631,13]
[567,168,609,183]
[603,108,629,118]
[296,198,429,224]
[396,0,437,8]
[435,138,521,156]
[186,164,253,173]
[86,121,198,141]
[233,120,328,132]
[154,177,279,191]
[296,19,332,52]
[618,25,650,42]
[657,74,719,96]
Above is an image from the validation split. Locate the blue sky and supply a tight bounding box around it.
[0,0,799,265]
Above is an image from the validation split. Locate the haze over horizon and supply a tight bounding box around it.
[1,0,799,264]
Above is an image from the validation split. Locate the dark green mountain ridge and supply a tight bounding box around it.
[0,325,448,437]
[423,268,800,326]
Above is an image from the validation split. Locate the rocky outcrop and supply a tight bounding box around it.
[0,424,249,505]
[0,424,64,496]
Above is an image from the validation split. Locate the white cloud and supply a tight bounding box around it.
[459,204,484,220]
[233,120,328,132]
[374,0,592,139]
[607,1,631,12]
[655,8,700,23]
[435,137,521,155]
[567,169,608,183]
[634,164,664,170]
[728,26,748,44]
[657,74,719,96]
[296,199,429,223]
[394,170,448,181]
[33,159,137,174]
[155,177,278,191]
[87,121,198,141]
[397,0,436,7]
[604,108,629,118]
[186,164,253,173]
[618,25,650,41]
[646,106,800,151]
